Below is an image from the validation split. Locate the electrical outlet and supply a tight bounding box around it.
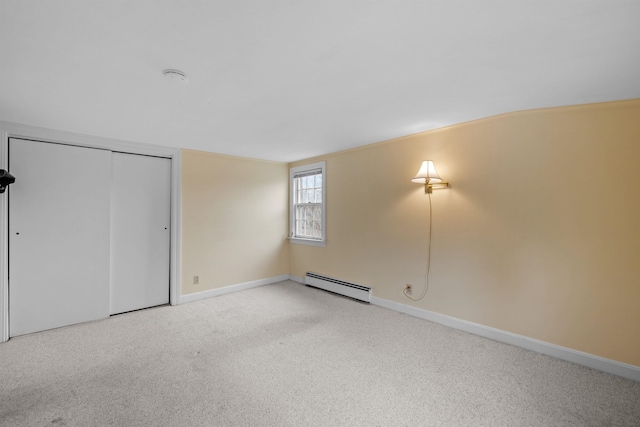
[405,284,412,293]
[193,275,199,285]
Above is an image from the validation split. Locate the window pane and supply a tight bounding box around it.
[294,204,322,239]
[295,207,302,226]
[315,189,321,203]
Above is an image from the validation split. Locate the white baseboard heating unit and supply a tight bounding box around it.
[305,272,371,303]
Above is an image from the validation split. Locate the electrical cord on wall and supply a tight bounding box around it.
[404,191,433,301]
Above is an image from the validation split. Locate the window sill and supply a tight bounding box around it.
[289,237,326,247]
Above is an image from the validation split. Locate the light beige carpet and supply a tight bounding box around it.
[1,280,639,426]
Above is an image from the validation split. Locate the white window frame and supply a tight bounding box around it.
[289,161,326,247]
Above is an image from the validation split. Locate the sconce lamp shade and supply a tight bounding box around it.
[411,160,443,184]
[412,160,448,193]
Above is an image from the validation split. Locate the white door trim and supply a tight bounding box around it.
[0,121,182,343]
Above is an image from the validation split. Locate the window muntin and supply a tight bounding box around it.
[290,162,326,245]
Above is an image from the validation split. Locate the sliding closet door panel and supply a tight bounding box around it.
[9,139,111,336]
[110,153,170,315]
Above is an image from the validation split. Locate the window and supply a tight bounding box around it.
[290,161,326,246]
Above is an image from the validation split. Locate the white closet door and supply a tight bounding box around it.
[110,152,170,315]
[9,139,111,336]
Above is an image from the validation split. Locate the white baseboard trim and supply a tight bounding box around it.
[288,274,305,284]
[371,296,640,382]
[179,275,290,304]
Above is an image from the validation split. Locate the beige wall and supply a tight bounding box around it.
[289,99,640,366]
[181,150,289,294]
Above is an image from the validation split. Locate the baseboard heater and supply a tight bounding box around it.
[305,272,371,303]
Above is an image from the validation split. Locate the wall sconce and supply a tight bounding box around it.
[0,170,15,194]
[404,160,448,302]
[411,160,448,193]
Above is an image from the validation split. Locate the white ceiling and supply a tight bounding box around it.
[1,1,639,162]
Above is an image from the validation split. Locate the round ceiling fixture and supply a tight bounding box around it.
[163,69,189,84]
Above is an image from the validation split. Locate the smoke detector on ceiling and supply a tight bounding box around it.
[163,69,189,84]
